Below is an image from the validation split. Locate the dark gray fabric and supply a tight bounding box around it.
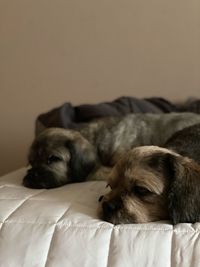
[35,96,200,135]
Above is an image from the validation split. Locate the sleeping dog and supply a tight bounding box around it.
[23,113,200,189]
[99,123,200,225]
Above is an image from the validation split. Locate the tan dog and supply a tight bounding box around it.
[99,146,200,225]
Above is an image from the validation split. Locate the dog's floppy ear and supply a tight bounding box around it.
[148,151,200,224]
[167,155,200,224]
[66,138,97,182]
[147,152,175,180]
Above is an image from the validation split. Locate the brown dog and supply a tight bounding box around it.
[99,146,200,225]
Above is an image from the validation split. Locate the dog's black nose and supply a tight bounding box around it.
[23,168,44,188]
[102,200,119,214]
[27,168,39,177]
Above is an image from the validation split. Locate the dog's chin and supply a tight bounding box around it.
[99,204,166,224]
[101,212,161,224]
[23,168,68,189]
[99,208,137,225]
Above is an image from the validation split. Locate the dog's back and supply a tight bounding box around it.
[165,123,200,164]
[79,112,200,165]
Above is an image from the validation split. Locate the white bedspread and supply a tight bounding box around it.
[0,168,200,267]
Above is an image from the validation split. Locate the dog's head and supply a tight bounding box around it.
[23,128,97,189]
[99,146,200,224]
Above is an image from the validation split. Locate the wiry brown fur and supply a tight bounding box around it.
[99,146,200,224]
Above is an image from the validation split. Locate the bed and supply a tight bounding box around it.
[0,167,200,267]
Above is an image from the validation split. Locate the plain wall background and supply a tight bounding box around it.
[0,0,200,175]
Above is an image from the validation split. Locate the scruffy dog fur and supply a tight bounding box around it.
[23,113,200,189]
[99,123,200,225]
[165,123,200,164]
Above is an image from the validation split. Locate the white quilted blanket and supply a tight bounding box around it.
[0,168,200,267]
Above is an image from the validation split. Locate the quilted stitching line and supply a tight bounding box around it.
[105,226,114,267]
[190,235,200,267]
[56,203,72,224]
[0,198,33,239]
[43,223,57,267]
[2,189,46,223]
[43,207,72,267]
[1,220,200,233]
[171,230,176,267]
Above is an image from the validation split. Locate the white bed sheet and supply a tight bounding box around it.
[0,168,200,267]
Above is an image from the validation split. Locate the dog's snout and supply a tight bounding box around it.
[102,199,121,215]
[103,201,116,213]
[27,168,41,178]
[23,167,47,188]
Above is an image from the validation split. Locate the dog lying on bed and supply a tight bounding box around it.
[99,123,200,225]
[23,113,200,189]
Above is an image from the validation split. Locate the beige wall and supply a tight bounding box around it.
[0,0,200,175]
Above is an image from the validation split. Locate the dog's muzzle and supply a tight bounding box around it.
[23,167,59,189]
[101,198,122,222]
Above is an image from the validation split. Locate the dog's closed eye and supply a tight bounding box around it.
[47,155,62,165]
[133,186,153,197]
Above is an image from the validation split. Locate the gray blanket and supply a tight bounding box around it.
[36,96,200,135]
